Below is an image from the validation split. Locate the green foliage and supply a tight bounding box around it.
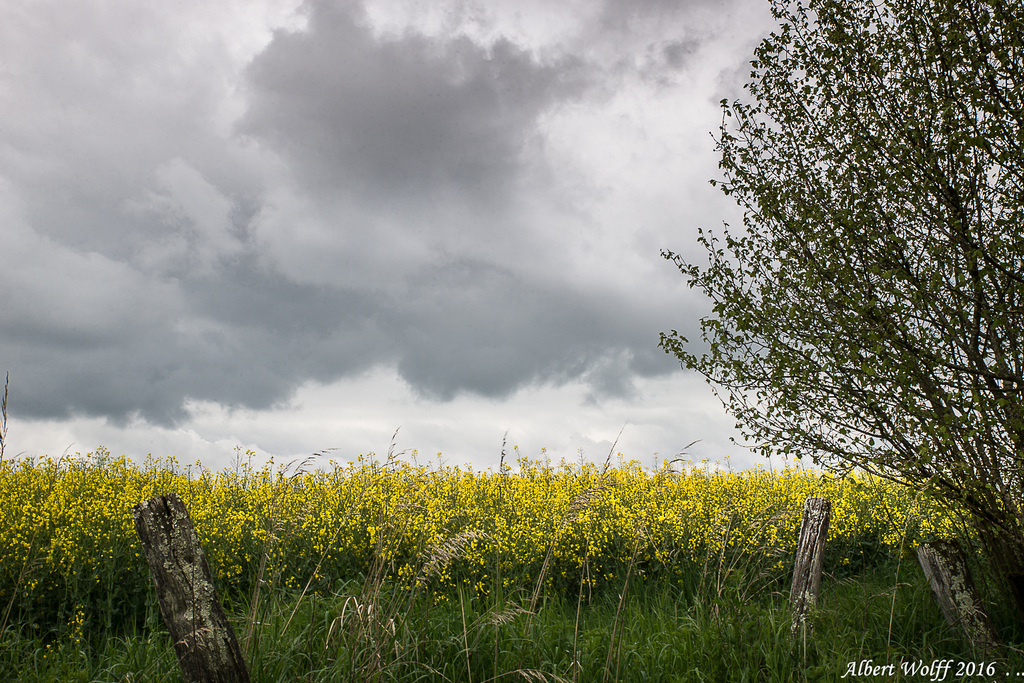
[660,0,1024,617]
[5,560,1024,682]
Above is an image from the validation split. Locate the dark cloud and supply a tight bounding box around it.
[388,257,677,401]
[0,222,389,426]
[0,0,746,434]
[240,0,590,207]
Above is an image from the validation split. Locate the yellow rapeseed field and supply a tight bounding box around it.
[0,447,963,636]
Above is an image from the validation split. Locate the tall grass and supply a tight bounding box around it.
[9,558,1014,682]
[1,436,1020,682]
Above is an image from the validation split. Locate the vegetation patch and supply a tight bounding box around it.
[2,447,1017,681]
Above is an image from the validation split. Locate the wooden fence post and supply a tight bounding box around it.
[917,540,999,652]
[791,497,831,639]
[133,492,251,683]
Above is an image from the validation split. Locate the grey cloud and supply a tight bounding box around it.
[240,0,590,207]
[582,0,766,87]
[1,260,390,426]
[125,158,247,277]
[596,0,747,29]
[0,0,729,432]
[0,3,245,261]
[387,257,679,401]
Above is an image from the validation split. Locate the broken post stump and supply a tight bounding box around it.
[791,496,831,639]
[133,492,251,683]
[917,539,999,652]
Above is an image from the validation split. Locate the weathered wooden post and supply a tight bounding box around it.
[790,497,831,639]
[917,539,999,652]
[133,492,251,683]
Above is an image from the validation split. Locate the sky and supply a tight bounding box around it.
[0,0,780,473]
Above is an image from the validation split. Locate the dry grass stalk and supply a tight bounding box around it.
[0,373,8,467]
[475,603,532,629]
[501,669,574,682]
[418,528,487,587]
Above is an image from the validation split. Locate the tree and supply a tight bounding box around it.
[660,0,1024,619]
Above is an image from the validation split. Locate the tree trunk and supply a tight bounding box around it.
[975,523,1024,625]
[790,497,830,639]
[917,539,1000,653]
[133,492,251,683]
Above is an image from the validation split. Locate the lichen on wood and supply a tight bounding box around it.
[917,539,1000,653]
[133,492,250,683]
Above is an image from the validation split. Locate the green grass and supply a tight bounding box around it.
[1,423,1018,680]
[3,558,1022,683]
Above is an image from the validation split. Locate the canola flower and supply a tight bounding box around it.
[0,447,964,639]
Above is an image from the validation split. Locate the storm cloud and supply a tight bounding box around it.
[0,0,775,466]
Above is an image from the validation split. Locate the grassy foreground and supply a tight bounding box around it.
[1,446,1021,681]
